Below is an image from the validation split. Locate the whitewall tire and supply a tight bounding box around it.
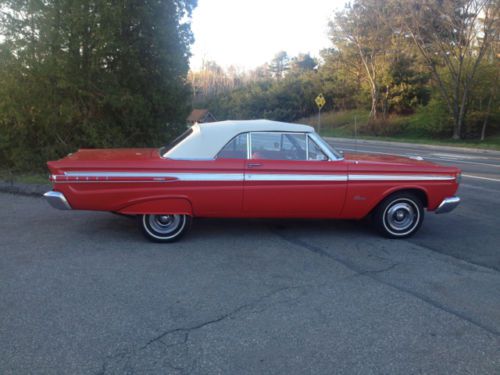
[373,192,424,239]
[139,214,191,243]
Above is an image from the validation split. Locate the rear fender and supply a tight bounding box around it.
[118,198,193,216]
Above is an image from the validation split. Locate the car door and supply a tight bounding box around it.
[243,132,348,218]
[178,132,247,216]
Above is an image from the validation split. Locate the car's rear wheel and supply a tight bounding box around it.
[373,192,424,239]
[139,214,191,242]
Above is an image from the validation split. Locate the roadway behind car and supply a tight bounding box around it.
[1,140,499,374]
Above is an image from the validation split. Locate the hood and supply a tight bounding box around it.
[343,152,436,167]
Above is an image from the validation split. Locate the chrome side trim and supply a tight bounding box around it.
[169,173,244,181]
[53,172,455,183]
[52,180,180,184]
[246,174,347,181]
[63,172,244,181]
[348,174,455,181]
[160,157,215,161]
[56,172,346,182]
[43,191,72,210]
[435,196,460,214]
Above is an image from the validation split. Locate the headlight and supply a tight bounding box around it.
[456,172,462,184]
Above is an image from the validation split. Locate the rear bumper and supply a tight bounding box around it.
[435,196,460,214]
[43,191,72,210]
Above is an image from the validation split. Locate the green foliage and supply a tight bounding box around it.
[0,0,197,171]
[462,61,500,139]
[408,99,454,137]
[297,109,370,136]
[268,51,290,80]
[203,47,432,127]
[289,53,317,73]
[383,57,431,114]
[298,108,500,151]
[205,72,323,123]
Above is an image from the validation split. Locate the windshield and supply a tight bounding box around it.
[160,128,193,157]
[310,133,344,159]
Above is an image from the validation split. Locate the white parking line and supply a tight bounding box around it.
[462,174,500,183]
[431,153,489,160]
[339,147,411,156]
[425,157,500,168]
[460,183,500,193]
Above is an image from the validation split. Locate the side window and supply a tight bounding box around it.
[307,137,328,161]
[251,132,307,160]
[217,133,248,159]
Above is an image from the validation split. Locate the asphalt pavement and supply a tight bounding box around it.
[1,140,499,374]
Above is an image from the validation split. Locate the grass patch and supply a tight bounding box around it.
[297,109,500,151]
[298,109,370,137]
[0,170,49,185]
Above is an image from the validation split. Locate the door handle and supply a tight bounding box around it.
[247,163,262,168]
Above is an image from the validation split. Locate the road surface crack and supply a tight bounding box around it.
[98,285,308,374]
[273,230,500,337]
[357,262,399,276]
[142,285,302,350]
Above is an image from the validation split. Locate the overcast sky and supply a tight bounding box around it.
[189,0,347,71]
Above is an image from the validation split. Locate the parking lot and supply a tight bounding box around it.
[1,140,499,374]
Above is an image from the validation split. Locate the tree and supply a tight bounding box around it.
[0,0,197,170]
[189,60,247,104]
[330,0,394,119]
[319,48,364,111]
[381,56,431,115]
[401,0,499,139]
[290,53,318,73]
[269,51,290,80]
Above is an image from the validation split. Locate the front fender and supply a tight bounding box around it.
[341,183,430,219]
[118,198,193,215]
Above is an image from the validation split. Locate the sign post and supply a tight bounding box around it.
[314,93,326,134]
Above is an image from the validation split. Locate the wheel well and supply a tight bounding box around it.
[384,188,428,208]
[118,198,193,215]
[368,188,428,218]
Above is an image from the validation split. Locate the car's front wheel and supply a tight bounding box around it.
[373,192,424,239]
[139,214,191,242]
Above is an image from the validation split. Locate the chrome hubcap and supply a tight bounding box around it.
[386,202,416,231]
[148,214,182,234]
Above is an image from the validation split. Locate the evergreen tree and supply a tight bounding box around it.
[269,51,290,80]
[0,0,197,170]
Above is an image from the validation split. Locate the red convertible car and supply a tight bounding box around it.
[44,120,461,242]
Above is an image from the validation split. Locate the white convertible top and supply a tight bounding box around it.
[164,119,315,159]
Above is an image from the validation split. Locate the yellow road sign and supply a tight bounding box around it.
[315,94,326,110]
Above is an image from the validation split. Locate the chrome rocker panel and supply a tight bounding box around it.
[43,191,72,210]
[435,196,460,214]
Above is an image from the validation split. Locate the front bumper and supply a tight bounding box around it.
[435,196,460,214]
[43,191,72,210]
